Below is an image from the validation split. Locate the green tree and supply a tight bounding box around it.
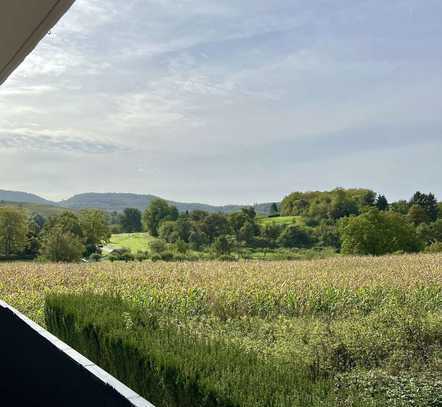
[200,213,231,243]
[40,226,85,262]
[408,205,429,225]
[188,230,208,251]
[159,221,180,243]
[149,238,167,255]
[120,208,143,233]
[417,219,442,245]
[269,203,279,216]
[328,189,359,220]
[410,192,438,222]
[390,200,410,215]
[262,223,284,247]
[238,221,259,246]
[24,214,46,258]
[0,207,28,257]
[314,223,340,249]
[143,199,178,237]
[45,211,83,238]
[339,209,422,255]
[79,209,111,246]
[277,224,313,248]
[375,195,389,211]
[212,235,234,256]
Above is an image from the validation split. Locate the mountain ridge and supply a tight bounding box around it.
[0,190,276,215]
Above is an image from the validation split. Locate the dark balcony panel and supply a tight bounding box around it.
[0,301,153,407]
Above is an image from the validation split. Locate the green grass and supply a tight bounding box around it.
[104,232,154,254]
[257,215,303,226]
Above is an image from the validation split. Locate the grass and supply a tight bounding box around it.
[1,254,441,405]
[257,215,303,226]
[103,232,154,254]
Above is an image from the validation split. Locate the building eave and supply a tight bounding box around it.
[0,0,75,86]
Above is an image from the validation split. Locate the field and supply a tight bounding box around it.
[1,254,441,405]
[257,215,302,226]
[103,232,154,254]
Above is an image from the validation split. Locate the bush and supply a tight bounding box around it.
[45,294,334,407]
[40,227,85,263]
[339,210,422,255]
[277,225,313,248]
[108,248,134,262]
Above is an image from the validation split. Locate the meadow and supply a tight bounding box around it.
[1,254,441,405]
[104,232,154,254]
[257,215,302,226]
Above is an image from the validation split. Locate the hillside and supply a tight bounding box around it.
[0,201,68,218]
[0,189,55,206]
[0,189,276,215]
[60,192,275,214]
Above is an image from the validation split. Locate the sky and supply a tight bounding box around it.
[0,0,441,205]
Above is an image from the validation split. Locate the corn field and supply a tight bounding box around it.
[1,254,442,406]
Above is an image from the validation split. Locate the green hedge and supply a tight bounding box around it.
[45,293,339,407]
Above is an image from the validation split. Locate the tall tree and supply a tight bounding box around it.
[410,192,438,222]
[269,203,279,216]
[120,208,143,233]
[339,209,422,255]
[79,209,111,246]
[143,199,178,237]
[0,207,28,257]
[375,195,389,211]
[24,213,46,258]
[40,226,85,262]
[45,211,83,238]
[277,224,313,248]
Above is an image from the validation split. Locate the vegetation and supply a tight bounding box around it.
[0,188,440,263]
[0,254,442,406]
[119,208,143,233]
[104,233,154,254]
[0,207,28,257]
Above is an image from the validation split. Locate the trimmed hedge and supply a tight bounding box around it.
[44,294,336,407]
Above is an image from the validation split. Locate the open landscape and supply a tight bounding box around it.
[2,1,442,406]
[0,188,441,405]
[1,254,441,406]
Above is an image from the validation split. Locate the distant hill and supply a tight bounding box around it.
[0,201,68,218]
[0,190,276,215]
[61,192,275,214]
[0,189,55,206]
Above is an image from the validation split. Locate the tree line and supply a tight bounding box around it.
[0,209,110,262]
[0,188,440,262]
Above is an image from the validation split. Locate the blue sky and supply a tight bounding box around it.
[0,0,441,204]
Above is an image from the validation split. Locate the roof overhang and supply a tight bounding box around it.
[0,0,75,86]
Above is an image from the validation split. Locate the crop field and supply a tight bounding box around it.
[1,254,441,406]
[104,232,153,254]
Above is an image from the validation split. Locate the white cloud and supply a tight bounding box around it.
[1,0,441,202]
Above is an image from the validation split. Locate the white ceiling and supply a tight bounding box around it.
[0,0,74,86]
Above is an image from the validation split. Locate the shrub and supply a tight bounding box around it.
[277,224,313,248]
[339,210,422,255]
[45,294,335,407]
[40,227,85,262]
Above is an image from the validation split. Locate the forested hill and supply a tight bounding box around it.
[0,190,55,206]
[60,193,273,214]
[0,190,274,214]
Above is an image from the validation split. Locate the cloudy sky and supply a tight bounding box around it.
[1,0,441,204]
